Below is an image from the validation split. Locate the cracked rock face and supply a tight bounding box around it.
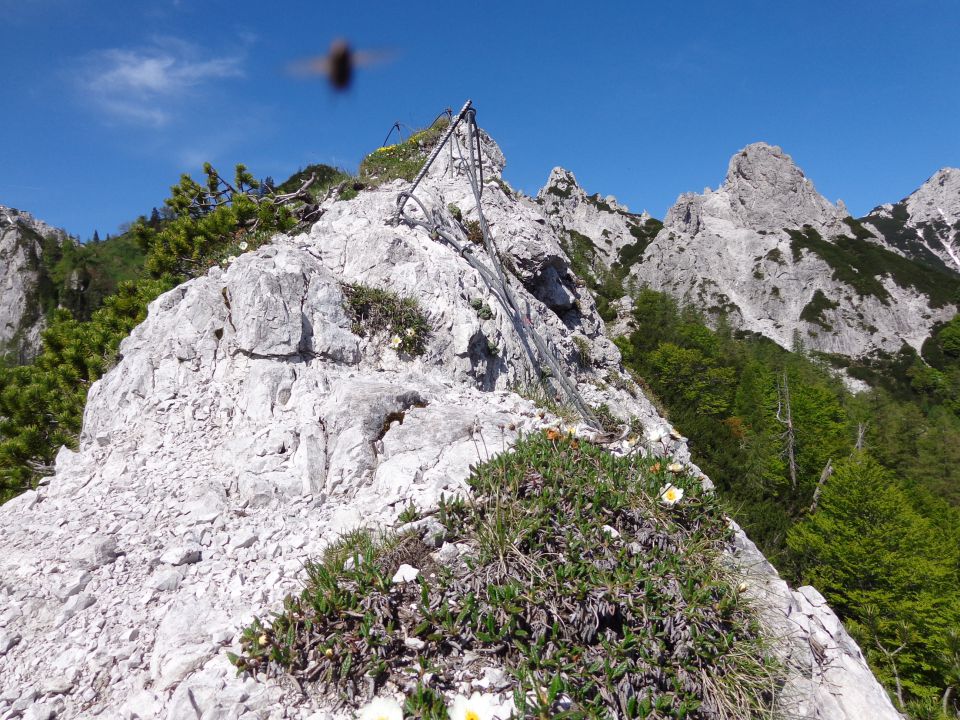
[0,128,898,719]
[617,143,956,358]
[0,206,67,362]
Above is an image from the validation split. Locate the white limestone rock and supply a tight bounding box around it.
[0,125,897,720]
[0,205,68,362]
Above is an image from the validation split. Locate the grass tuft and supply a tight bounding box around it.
[342,283,431,355]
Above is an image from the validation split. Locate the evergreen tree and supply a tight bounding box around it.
[787,453,960,712]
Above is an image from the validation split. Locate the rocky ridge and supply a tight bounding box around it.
[863,166,960,274]
[536,167,653,270]
[0,205,68,362]
[0,126,898,719]
[554,142,957,358]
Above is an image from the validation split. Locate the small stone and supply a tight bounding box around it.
[404,637,426,650]
[0,629,21,655]
[229,530,258,550]
[41,676,74,695]
[601,524,620,539]
[431,542,459,564]
[148,568,182,592]
[391,564,420,584]
[70,536,119,568]
[160,544,202,566]
[24,703,55,720]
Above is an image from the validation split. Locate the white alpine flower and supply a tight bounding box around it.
[659,483,684,507]
[389,335,402,350]
[405,327,416,337]
[449,692,502,720]
[646,425,668,444]
[226,255,238,264]
[356,696,403,720]
[238,240,249,251]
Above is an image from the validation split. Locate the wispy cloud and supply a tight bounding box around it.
[76,37,244,126]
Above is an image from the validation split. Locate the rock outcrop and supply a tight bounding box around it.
[0,127,899,719]
[608,143,956,358]
[0,205,68,362]
[537,167,653,270]
[863,167,960,274]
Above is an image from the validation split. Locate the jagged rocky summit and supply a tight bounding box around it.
[863,166,960,273]
[545,142,958,360]
[536,167,654,270]
[0,126,898,719]
[0,205,69,362]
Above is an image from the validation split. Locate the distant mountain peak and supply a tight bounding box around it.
[862,166,960,273]
[663,143,847,238]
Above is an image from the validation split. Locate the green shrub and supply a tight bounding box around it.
[342,283,431,355]
[233,433,778,718]
[800,290,840,330]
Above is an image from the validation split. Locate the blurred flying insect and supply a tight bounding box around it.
[289,38,396,91]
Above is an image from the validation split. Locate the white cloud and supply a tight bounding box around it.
[77,37,244,126]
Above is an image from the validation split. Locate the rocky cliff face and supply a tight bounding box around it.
[0,205,68,362]
[551,143,957,359]
[536,167,653,270]
[863,167,960,274]
[0,128,899,719]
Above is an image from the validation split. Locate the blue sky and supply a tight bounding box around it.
[3,0,959,241]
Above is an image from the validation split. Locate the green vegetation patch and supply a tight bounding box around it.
[585,193,614,213]
[545,182,573,200]
[615,218,664,271]
[786,226,960,307]
[232,432,778,719]
[277,163,351,202]
[342,283,430,355]
[799,289,840,330]
[358,120,450,187]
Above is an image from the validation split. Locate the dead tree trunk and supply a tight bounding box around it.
[854,422,867,452]
[876,639,908,711]
[776,370,798,491]
[809,458,833,513]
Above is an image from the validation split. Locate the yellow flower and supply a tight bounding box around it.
[389,335,402,350]
[356,696,403,720]
[659,483,684,507]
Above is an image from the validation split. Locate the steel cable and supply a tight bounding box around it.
[393,101,598,429]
